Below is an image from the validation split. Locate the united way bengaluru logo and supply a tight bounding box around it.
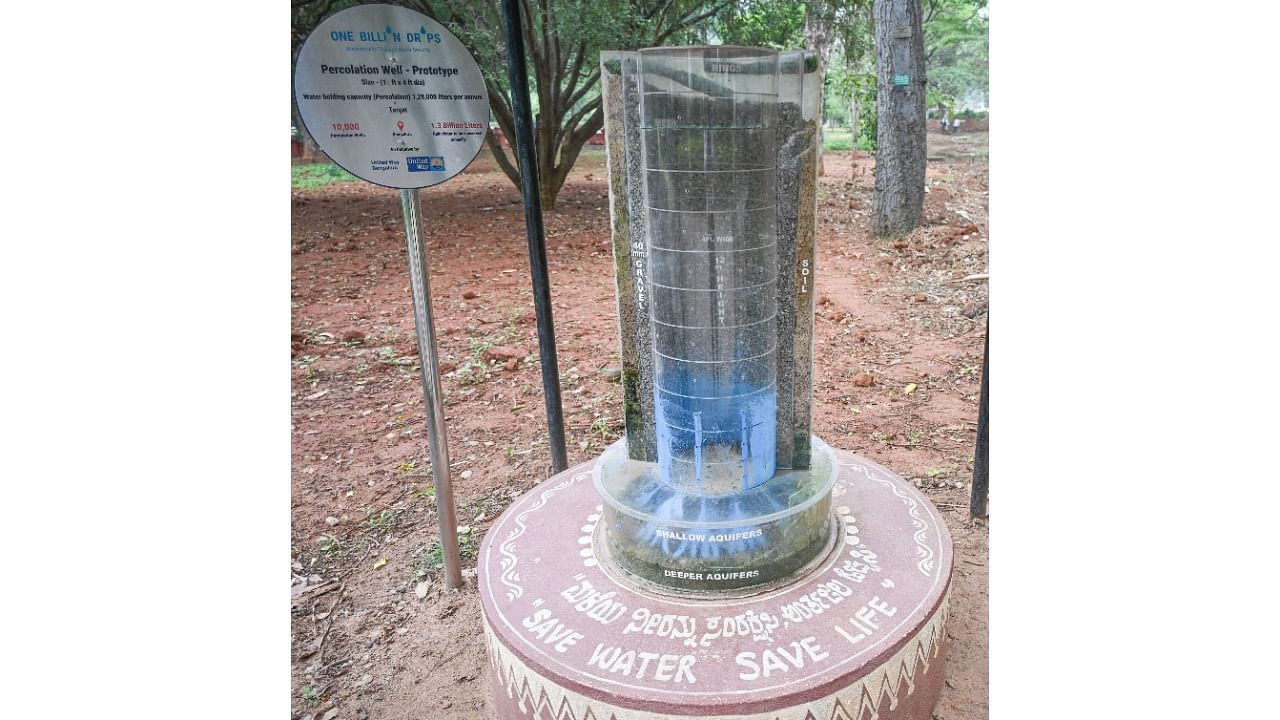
[407,156,445,172]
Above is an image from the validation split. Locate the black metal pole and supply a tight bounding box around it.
[969,331,989,520]
[500,0,568,473]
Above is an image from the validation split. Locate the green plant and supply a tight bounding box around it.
[590,417,617,442]
[414,528,481,579]
[374,345,415,367]
[563,367,582,388]
[458,527,480,561]
[364,508,395,532]
[300,686,321,705]
[415,542,444,577]
[291,163,356,190]
[856,107,877,152]
[455,359,489,386]
[317,534,343,558]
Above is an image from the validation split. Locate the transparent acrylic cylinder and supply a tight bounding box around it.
[639,47,779,495]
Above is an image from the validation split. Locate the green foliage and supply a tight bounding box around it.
[292,0,363,50]
[811,2,875,151]
[813,0,986,156]
[924,0,988,110]
[856,103,876,151]
[400,0,731,207]
[291,1,731,207]
[291,163,356,190]
[828,65,876,152]
[713,0,806,48]
[823,129,853,151]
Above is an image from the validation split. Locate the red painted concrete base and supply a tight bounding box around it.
[478,446,954,720]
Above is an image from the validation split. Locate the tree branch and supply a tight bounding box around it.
[643,0,676,22]
[655,0,732,44]
[485,129,521,186]
[563,69,601,113]
[559,42,588,114]
[562,97,601,137]
[518,0,545,86]
[546,105,605,202]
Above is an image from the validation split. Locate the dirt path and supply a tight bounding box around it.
[291,135,988,719]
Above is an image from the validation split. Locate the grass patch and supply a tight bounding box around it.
[414,527,481,579]
[292,163,356,190]
[824,129,854,151]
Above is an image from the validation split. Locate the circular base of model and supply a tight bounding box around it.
[593,435,839,593]
[478,445,954,720]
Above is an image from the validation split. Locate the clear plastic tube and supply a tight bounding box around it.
[639,47,779,495]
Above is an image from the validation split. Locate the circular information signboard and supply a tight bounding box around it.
[294,4,489,189]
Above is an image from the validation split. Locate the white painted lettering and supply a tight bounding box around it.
[611,649,636,675]
[654,654,678,681]
[635,651,659,679]
[521,609,550,628]
[675,654,697,683]
[521,610,583,652]
[761,649,789,677]
[589,643,619,669]
[800,636,829,662]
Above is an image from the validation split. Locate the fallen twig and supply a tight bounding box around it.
[306,581,347,663]
[292,580,341,609]
[882,441,942,451]
[425,635,477,674]
[296,545,372,662]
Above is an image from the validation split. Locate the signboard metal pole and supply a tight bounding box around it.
[500,0,569,473]
[402,188,464,589]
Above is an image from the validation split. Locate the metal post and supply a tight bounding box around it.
[969,332,989,520]
[401,188,464,589]
[500,0,569,473]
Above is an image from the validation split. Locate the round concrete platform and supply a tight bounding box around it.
[478,447,954,720]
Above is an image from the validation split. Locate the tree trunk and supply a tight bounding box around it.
[849,96,858,146]
[291,42,327,163]
[870,0,927,236]
[291,102,326,162]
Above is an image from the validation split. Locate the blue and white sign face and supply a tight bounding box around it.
[294,4,489,189]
